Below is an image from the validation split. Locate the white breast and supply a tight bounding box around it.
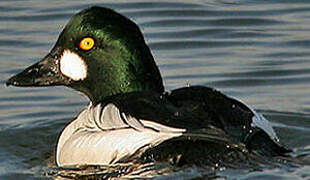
[56,103,185,166]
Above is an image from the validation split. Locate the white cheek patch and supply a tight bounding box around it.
[59,50,87,81]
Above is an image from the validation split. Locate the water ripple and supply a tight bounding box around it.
[150,40,262,50]
[141,18,284,28]
[1,0,310,179]
[0,13,72,22]
[0,39,47,48]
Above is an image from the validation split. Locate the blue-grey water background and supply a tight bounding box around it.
[1,0,310,179]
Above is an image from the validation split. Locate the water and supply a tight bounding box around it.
[1,0,310,179]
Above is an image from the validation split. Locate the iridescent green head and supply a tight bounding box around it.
[7,6,164,104]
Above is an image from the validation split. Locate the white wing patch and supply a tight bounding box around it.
[56,103,185,166]
[251,110,279,142]
[59,49,87,81]
[230,96,279,142]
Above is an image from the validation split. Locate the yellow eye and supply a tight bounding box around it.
[79,37,95,51]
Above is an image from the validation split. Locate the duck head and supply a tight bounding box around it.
[6,6,164,104]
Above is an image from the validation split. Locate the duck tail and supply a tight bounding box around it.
[244,128,292,157]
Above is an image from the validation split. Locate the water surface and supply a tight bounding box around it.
[1,0,310,179]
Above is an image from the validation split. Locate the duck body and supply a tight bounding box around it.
[6,6,290,167]
[56,86,288,166]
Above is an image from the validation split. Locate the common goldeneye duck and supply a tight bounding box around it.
[6,6,290,166]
